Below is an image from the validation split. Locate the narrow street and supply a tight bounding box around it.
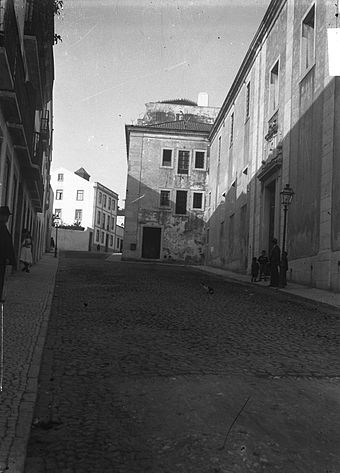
[25,252,340,473]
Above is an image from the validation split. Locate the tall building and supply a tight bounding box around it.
[206,0,340,291]
[0,0,55,263]
[123,98,219,263]
[50,167,119,252]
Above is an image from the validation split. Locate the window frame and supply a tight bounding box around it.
[245,81,251,122]
[74,209,83,222]
[192,191,204,211]
[56,189,63,200]
[159,189,171,209]
[175,190,188,215]
[76,189,84,201]
[57,173,64,182]
[300,3,316,76]
[193,150,206,170]
[160,148,173,168]
[269,58,280,116]
[177,149,190,175]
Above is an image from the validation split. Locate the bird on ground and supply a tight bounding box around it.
[200,281,214,294]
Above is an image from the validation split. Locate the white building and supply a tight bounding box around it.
[50,167,120,252]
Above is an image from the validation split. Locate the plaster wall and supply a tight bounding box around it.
[124,131,209,263]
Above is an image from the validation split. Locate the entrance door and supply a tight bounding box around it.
[142,227,161,259]
[267,181,276,251]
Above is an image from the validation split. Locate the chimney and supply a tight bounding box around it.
[197,92,209,107]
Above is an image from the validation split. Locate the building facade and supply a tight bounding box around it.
[0,0,55,263]
[206,0,340,291]
[123,98,219,263]
[50,167,119,252]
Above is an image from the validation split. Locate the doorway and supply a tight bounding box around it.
[142,227,161,259]
[266,180,276,252]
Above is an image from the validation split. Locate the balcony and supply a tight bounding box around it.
[24,0,54,107]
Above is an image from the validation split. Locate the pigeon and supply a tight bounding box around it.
[200,281,214,294]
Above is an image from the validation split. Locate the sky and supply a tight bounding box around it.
[52,0,271,207]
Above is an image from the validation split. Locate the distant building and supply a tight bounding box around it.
[50,167,120,252]
[123,97,219,263]
[0,0,55,263]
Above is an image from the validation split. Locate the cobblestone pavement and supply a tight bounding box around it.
[0,254,58,473]
[25,252,340,473]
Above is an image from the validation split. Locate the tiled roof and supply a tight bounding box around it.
[148,120,212,132]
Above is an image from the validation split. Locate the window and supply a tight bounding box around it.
[175,190,187,214]
[230,112,234,146]
[177,150,190,174]
[56,189,63,200]
[110,235,113,246]
[98,192,102,204]
[101,231,104,243]
[75,209,82,222]
[194,151,205,169]
[106,216,110,231]
[192,192,204,210]
[160,190,171,207]
[301,5,315,72]
[96,230,99,242]
[269,61,279,113]
[55,209,62,218]
[116,237,120,248]
[102,213,105,229]
[111,216,115,230]
[108,198,111,209]
[57,173,64,182]
[161,149,172,167]
[76,190,84,201]
[245,82,250,120]
[103,195,107,207]
[112,199,116,210]
[97,210,101,225]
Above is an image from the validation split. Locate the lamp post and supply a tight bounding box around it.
[52,215,61,258]
[280,183,294,254]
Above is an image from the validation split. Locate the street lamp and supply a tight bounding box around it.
[52,214,61,258]
[280,183,294,254]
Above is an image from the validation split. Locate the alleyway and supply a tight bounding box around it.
[25,252,340,473]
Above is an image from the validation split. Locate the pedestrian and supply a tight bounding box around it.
[50,236,55,249]
[269,238,281,287]
[0,206,16,301]
[20,229,33,273]
[280,251,288,287]
[251,257,260,282]
[258,250,269,281]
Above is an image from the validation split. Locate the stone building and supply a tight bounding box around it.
[50,167,120,252]
[123,97,219,263]
[206,0,340,291]
[0,0,55,263]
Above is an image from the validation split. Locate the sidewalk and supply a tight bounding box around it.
[0,253,58,473]
[194,265,340,309]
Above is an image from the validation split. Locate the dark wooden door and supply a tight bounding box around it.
[142,227,161,259]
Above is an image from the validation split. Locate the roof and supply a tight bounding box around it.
[149,120,212,132]
[159,98,198,106]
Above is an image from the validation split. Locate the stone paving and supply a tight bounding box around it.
[23,252,340,473]
[0,253,58,473]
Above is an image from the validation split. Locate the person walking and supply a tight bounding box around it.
[0,206,16,301]
[269,238,281,287]
[280,251,288,287]
[20,229,33,273]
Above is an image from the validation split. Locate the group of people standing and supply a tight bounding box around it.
[0,206,34,301]
[251,238,288,288]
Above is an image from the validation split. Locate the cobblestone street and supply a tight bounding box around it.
[25,252,340,473]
